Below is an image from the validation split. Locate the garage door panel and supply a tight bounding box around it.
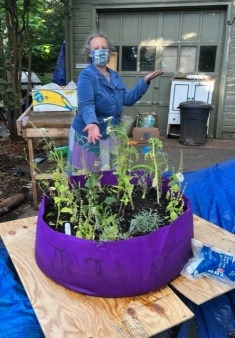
[99,14,121,42]
[179,47,197,73]
[98,9,225,136]
[158,106,170,131]
[162,13,181,41]
[136,104,155,114]
[182,13,200,42]
[121,75,138,89]
[141,86,153,101]
[122,14,139,41]
[162,47,178,73]
[201,12,222,42]
[122,105,136,117]
[158,77,171,103]
[140,14,158,40]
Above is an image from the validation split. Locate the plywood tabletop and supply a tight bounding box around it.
[1,217,193,338]
[171,215,235,305]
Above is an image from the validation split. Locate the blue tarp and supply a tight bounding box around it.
[176,158,235,338]
[0,158,234,337]
[52,41,66,86]
[183,158,235,234]
[0,239,44,337]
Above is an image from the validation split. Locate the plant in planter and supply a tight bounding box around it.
[35,120,193,297]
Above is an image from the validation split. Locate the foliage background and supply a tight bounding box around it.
[0,0,66,138]
[21,0,65,76]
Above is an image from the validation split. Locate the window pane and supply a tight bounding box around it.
[199,46,216,72]
[140,46,156,71]
[179,47,196,73]
[162,47,177,72]
[122,46,137,71]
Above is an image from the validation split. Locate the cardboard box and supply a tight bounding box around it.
[32,88,78,112]
[132,127,160,143]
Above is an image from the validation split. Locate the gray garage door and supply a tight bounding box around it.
[99,9,225,134]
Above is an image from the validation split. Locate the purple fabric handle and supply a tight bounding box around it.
[35,172,193,297]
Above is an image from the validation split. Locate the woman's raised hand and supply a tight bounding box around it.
[144,70,164,83]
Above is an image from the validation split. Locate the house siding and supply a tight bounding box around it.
[223,10,235,138]
[67,0,235,139]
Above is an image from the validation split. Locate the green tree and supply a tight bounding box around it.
[0,0,67,139]
[22,0,65,74]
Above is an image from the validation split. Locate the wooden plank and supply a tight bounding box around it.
[25,128,71,138]
[193,216,235,254]
[16,109,75,207]
[27,137,38,207]
[35,173,54,180]
[171,215,235,305]
[17,109,75,138]
[25,110,75,129]
[1,217,193,338]
[16,104,32,136]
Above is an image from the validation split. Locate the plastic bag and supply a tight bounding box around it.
[181,238,235,288]
[34,80,76,90]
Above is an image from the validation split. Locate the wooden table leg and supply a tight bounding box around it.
[27,138,38,208]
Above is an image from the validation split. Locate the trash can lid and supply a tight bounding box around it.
[178,100,212,109]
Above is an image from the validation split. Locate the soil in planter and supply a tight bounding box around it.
[43,185,181,240]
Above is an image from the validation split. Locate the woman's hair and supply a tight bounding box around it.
[82,31,116,61]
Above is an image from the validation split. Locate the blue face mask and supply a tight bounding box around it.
[91,49,109,66]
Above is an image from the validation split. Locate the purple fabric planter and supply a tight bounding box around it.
[35,172,193,297]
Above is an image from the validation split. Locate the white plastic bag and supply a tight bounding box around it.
[181,238,235,288]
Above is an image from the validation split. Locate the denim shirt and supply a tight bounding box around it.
[72,64,149,139]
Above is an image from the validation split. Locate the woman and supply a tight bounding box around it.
[67,32,163,174]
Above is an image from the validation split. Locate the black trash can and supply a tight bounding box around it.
[178,100,212,146]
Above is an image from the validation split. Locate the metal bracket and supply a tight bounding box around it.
[227,17,235,25]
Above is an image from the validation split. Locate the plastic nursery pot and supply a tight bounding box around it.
[35,171,193,298]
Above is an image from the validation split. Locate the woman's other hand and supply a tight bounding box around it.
[83,123,102,144]
[144,70,164,83]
